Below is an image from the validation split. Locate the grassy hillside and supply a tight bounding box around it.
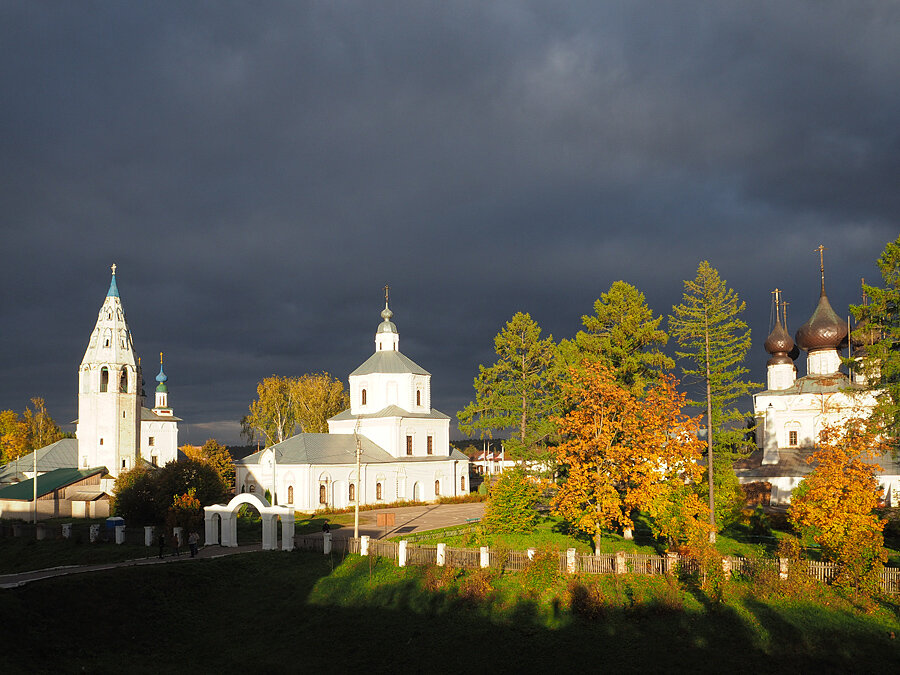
[3,550,898,672]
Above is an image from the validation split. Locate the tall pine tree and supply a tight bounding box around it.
[669,261,757,537]
[851,235,900,453]
[458,312,559,462]
[558,280,673,394]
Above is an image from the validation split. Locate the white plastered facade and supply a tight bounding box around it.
[235,303,469,512]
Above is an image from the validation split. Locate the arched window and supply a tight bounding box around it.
[434,480,440,496]
[361,389,367,405]
[319,484,326,504]
[249,484,256,493]
[119,368,128,393]
[288,485,294,504]
[349,483,356,502]
[376,482,383,500]
[416,390,421,406]
[100,367,109,392]
[461,476,466,491]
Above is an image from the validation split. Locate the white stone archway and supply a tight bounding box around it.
[204,493,295,551]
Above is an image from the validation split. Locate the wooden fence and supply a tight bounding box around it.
[338,537,900,595]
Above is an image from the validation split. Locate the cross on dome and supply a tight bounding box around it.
[111,263,117,275]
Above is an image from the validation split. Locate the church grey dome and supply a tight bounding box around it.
[377,304,397,333]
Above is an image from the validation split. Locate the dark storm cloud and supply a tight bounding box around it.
[1,2,897,443]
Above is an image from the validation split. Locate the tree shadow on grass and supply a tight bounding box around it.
[5,551,900,672]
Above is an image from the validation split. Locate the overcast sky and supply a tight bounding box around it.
[1,2,898,445]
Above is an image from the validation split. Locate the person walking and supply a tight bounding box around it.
[188,530,200,558]
[157,532,165,560]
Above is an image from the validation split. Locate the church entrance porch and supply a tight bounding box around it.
[204,493,294,551]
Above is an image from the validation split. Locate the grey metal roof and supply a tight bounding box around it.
[330,405,450,422]
[0,438,78,483]
[350,350,430,376]
[756,373,865,397]
[237,433,397,465]
[736,447,900,479]
[141,407,182,422]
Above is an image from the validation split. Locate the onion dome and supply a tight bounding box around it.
[795,291,847,352]
[156,352,168,393]
[764,321,794,365]
[377,303,397,334]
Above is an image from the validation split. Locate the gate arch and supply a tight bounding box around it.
[203,493,295,551]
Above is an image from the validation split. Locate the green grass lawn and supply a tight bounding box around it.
[2,550,898,672]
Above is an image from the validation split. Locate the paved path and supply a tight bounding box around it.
[0,543,263,589]
[322,502,485,540]
[0,503,484,588]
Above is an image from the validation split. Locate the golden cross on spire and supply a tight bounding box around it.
[815,244,826,293]
[781,300,790,328]
[383,283,390,305]
[771,288,782,325]
[160,351,164,365]
[111,263,117,276]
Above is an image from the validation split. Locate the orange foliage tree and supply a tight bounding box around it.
[789,418,887,595]
[553,362,710,553]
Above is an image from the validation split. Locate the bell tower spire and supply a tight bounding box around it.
[76,265,140,475]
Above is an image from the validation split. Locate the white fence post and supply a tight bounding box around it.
[480,546,490,569]
[666,551,678,574]
[360,535,370,556]
[436,543,446,566]
[399,540,408,567]
[779,557,789,580]
[61,523,72,539]
[323,532,332,554]
[722,557,732,578]
[566,548,577,574]
[615,551,626,575]
[89,524,100,543]
[144,526,155,547]
[527,548,536,561]
[115,525,126,545]
[36,524,47,541]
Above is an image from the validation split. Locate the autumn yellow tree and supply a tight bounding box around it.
[0,398,65,463]
[246,373,349,446]
[181,439,235,489]
[553,362,709,553]
[789,418,887,595]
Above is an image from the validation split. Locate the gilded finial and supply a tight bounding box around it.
[815,244,826,294]
[111,263,117,276]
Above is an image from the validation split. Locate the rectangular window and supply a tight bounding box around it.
[427,436,433,455]
[788,430,798,447]
[406,435,413,456]
[151,455,158,467]
[99,438,104,446]
[121,459,126,469]
[148,437,155,447]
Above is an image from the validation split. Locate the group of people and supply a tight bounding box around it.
[157,529,202,559]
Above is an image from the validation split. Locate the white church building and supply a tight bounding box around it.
[0,266,180,519]
[737,262,899,506]
[235,300,470,512]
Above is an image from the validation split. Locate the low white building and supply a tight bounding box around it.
[737,271,900,505]
[236,300,469,511]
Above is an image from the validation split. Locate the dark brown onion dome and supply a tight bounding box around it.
[795,292,848,352]
[788,342,801,361]
[764,321,794,365]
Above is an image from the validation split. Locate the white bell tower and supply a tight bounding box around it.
[75,265,141,476]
